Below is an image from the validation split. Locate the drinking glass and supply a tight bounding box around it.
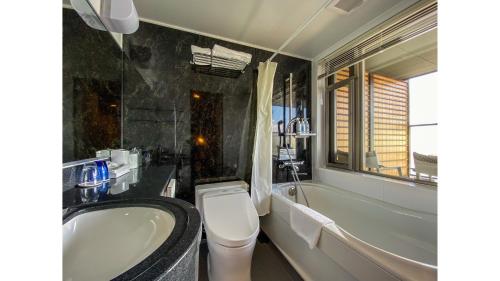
[78,162,102,187]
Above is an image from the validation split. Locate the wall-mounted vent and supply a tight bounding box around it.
[329,0,365,14]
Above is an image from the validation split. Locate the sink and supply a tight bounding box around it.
[63,206,175,281]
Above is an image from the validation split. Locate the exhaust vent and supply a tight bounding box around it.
[329,0,365,14]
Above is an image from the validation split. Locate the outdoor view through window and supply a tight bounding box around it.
[327,28,437,184]
[362,28,437,183]
[409,72,437,181]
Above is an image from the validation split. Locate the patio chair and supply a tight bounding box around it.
[336,150,349,164]
[365,151,402,176]
[413,152,437,181]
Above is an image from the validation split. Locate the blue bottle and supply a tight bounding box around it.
[96,160,109,182]
[98,181,111,196]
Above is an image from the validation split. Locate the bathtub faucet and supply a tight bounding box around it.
[279,117,310,207]
[278,160,304,170]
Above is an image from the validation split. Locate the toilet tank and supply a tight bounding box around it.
[195,181,249,218]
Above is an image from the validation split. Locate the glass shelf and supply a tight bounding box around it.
[285,132,316,138]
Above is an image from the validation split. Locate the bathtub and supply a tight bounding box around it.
[260,182,437,281]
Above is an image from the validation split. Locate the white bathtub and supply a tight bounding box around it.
[260,182,437,281]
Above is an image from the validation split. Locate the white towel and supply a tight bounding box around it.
[191,45,211,55]
[212,44,252,64]
[191,45,211,66]
[290,203,334,249]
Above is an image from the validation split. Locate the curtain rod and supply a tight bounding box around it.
[268,0,336,62]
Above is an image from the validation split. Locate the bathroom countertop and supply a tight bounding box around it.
[63,164,202,281]
[63,164,176,208]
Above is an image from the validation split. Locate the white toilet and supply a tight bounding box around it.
[195,181,259,281]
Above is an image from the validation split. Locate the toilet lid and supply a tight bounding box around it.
[203,190,259,247]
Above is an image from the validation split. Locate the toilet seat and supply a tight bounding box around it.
[202,189,259,248]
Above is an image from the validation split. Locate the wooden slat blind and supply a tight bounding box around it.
[319,0,437,79]
[330,68,409,175]
[334,68,350,158]
[365,73,409,176]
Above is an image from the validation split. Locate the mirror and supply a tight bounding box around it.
[63,0,123,162]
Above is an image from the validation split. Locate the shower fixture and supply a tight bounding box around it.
[282,117,315,207]
[277,72,316,207]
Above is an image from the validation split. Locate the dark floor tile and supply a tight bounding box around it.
[251,241,303,281]
[198,240,209,281]
[198,236,303,281]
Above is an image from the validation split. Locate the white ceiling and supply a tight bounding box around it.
[365,28,437,80]
[133,0,421,60]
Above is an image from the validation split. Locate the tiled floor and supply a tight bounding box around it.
[198,237,303,281]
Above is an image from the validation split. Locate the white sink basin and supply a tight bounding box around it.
[63,207,176,281]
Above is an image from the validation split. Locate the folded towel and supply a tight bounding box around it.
[211,58,246,70]
[191,45,211,55]
[191,45,211,66]
[191,44,251,71]
[290,203,334,249]
[212,44,252,64]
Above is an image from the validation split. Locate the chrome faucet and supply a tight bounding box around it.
[279,117,310,207]
[278,160,304,170]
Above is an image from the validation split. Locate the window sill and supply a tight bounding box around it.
[321,165,437,190]
[316,166,437,214]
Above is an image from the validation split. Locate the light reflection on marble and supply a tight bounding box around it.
[63,8,122,162]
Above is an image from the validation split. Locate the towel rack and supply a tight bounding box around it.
[190,51,249,78]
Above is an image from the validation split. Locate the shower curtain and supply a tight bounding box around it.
[251,61,277,216]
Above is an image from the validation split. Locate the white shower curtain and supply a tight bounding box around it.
[251,61,277,216]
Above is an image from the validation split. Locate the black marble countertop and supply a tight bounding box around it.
[63,164,176,208]
[63,164,202,281]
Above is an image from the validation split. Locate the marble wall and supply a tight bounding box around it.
[122,22,311,201]
[62,8,122,162]
[63,9,312,202]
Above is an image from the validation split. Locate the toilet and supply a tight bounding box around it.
[195,181,259,281]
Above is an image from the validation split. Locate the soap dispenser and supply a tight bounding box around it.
[303,118,310,133]
[296,118,307,135]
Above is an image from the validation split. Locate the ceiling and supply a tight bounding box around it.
[365,28,437,80]
[132,0,421,60]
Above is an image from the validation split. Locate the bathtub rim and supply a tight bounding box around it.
[275,181,437,216]
[272,182,437,281]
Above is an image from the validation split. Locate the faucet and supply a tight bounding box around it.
[278,160,304,170]
[279,117,310,207]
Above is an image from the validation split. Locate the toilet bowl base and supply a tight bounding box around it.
[206,239,256,281]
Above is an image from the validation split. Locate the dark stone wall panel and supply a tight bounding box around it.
[63,12,311,201]
[62,8,122,162]
[122,22,312,201]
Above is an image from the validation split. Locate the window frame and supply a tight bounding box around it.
[325,65,356,170]
[324,62,437,187]
[319,0,438,187]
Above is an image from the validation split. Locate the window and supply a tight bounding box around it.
[409,72,437,181]
[326,67,354,168]
[363,72,410,178]
[321,0,437,185]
